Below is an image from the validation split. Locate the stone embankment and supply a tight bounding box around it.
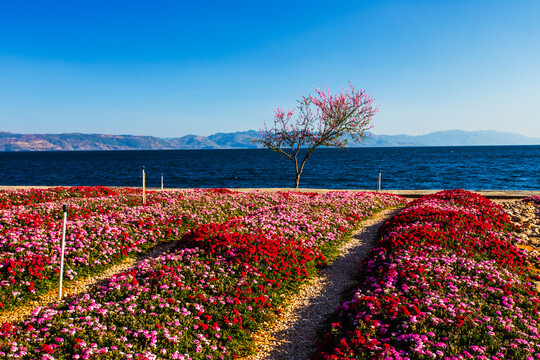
[499,199,540,289]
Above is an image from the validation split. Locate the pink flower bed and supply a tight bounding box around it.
[0,187,405,359]
[523,195,540,205]
[0,187,252,310]
[313,190,540,360]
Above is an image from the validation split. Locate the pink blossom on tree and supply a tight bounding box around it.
[255,83,378,188]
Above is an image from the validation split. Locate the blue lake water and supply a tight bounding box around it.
[0,146,538,190]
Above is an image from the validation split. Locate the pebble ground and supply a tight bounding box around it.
[246,207,403,360]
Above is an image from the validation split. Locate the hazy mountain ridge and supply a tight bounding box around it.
[0,129,539,151]
[208,130,261,148]
[357,130,540,147]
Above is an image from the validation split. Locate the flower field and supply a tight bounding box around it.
[524,196,540,205]
[313,190,540,360]
[0,186,254,310]
[0,187,405,359]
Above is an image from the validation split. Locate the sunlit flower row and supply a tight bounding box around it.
[0,187,406,359]
[313,190,540,360]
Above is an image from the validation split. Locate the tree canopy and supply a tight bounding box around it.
[256,84,378,188]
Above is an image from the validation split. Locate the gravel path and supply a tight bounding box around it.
[247,207,403,360]
[0,240,178,325]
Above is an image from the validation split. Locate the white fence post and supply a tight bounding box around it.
[377,170,382,193]
[161,173,164,191]
[59,204,67,300]
[142,166,146,204]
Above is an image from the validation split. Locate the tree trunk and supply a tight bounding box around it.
[294,172,301,189]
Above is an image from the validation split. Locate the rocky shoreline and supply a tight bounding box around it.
[498,198,540,283]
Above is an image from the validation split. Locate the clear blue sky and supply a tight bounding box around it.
[1,0,539,138]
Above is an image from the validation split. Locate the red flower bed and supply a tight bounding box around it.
[313,190,540,360]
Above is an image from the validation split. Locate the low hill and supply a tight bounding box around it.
[0,129,538,151]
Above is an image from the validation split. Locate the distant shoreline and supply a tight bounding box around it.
[1,186,539,199]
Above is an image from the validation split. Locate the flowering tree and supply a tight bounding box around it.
[256,84,378,188]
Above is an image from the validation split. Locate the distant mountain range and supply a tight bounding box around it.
[355,130,540,147]
[1,129,539,151]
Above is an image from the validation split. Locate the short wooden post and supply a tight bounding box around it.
[142,166,146,205]
[59,204,67,300]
